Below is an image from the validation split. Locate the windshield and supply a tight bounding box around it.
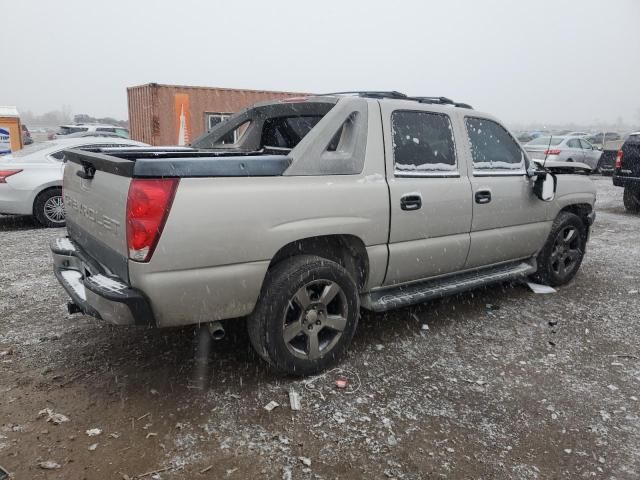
[59,126,88,135]
[528,136,564,146]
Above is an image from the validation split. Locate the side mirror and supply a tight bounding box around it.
[533,172,557,202]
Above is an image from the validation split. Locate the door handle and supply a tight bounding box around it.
[400,193,422,211]
[475,190,491,204]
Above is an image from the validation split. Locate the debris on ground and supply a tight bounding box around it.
[86,428,102,436]
[38,461,61,470]
[88,443,98,451]
[421,324,430,331]
[0,347,14,357]
[526,282,557,294]
[37,408,70,425]
[335,377,348,389]
[299,456,312,466]
[288,388,301,411]
[263,401,280,412]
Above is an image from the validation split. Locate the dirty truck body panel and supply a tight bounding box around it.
[52,95,596,330]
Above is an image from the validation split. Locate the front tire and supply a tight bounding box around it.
[247,255,359,376]
[532,212,587,286]
[623,187,640,213]
[34,188,65,228]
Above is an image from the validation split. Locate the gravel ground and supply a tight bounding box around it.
[1,177,639,479]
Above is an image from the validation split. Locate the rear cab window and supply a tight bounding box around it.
[465,117,527,174]
[391,110,457,176]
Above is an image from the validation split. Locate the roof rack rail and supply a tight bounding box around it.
[410,96,473,109]
[318,91,473,109]
[319,91,408,99]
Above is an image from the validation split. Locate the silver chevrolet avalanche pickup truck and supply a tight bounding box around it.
[51,92,596,375]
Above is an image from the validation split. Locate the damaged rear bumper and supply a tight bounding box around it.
[50,237,155,326]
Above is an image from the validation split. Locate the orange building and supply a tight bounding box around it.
[127,83,307,146]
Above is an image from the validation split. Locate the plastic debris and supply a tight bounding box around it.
[263,401,280,412]
[374,344,384,351]
[527,282,557,294]
[289,388,301,411]
[88,443,98,451]
[421,324,430,331]
[335,378,348,389]
[298,456,312,466]
[86,428,102,436]
[38,408,70,425]
[38,461,61,470]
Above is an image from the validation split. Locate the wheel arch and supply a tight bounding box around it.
[32,183,63,216]
[558,203,593,233]
[269,234,369,291]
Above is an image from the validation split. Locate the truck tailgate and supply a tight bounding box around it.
[63,151,132,281]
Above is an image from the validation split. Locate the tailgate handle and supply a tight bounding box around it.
[76,163,96,180]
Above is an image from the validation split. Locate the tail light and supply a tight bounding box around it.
[615,150,624,169]
[126,178,179,262]
[0,169,23,183]
[544,149,561,156]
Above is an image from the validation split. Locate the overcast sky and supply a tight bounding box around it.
[2,0,639,126]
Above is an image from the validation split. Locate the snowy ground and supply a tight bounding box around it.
[1,177,639,479]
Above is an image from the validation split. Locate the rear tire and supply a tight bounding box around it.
[623,187,640,213]
[532,211,586,287]
[34,188,65,228]
[247,255,360,376]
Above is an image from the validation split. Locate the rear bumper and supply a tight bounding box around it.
[613,175,640,189]
[51,237,155,326]
[0,184,32,215]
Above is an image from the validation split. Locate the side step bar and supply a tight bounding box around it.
[361,261,536,312]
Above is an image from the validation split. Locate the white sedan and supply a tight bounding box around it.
[0,137,147,227]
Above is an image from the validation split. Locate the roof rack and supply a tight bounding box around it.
[318,91,473,109]
[319,91,409,100]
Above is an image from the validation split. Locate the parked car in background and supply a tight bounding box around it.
[613,132,640,211]
[524,136,601,169]
[21,124,33,145]
[565,131,589,138]
[63,131,131,139]
[586,132,621,146]
[49,124,130,140]
[0,137,147,227]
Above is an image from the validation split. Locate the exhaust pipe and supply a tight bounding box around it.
[207,321,225,341]
[67,302,83,315]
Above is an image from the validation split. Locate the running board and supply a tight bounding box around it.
[361,261,536,312]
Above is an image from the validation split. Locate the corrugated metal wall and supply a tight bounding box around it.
[127,83,308,146]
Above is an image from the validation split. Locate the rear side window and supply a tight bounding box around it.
[465,117,525,171]
[391,111,456,174]
[579,139,592,149]
[567,139,581,148]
